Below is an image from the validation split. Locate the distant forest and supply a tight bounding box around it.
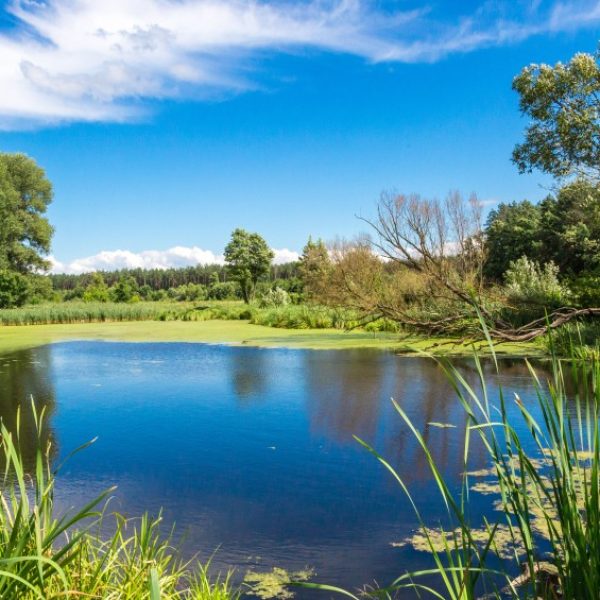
[50,262,300,292]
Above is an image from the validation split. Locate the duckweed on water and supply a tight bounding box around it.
[243,567,314,599]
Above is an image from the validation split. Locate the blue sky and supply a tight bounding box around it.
[0,0,599,272]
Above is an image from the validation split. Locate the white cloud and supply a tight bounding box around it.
[50,245,299,273]
[272,248,300,264]
[1,0,600,128]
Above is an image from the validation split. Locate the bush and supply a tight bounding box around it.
[167,283,207,302]
[504,256,569,307]
[0,270,29,308]
[258,287,290,308]
[207,281,239,300]
[110,275,139,303]
[82,273,110,303]
[26,275,55,304]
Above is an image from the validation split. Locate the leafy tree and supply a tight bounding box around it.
[513,50,600,180]
[539,179,600,275]
[224,229,274,303]
[0,153,53,274]
[27,275,54,304]
[110,275,139,303]
[298,237,331,300]
[484,200,542,280]
[83,273,110,303]
[0,270,29,308]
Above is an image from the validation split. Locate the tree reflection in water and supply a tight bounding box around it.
[0,346,57,471]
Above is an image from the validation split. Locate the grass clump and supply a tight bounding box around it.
[0,401,239,599]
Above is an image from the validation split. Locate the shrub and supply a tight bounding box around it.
[0,270,29,308]
[207,281,239,300]
[110,275,139,303]
[82,273,110,303]
[568,272,600,307]
[504,256,569,307]
[258,287,291,308]
[26,275,56,304]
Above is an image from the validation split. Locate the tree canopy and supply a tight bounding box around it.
[513,51,600,181]
[0,153,53,275]
[0,153,53,307]
[224,229,274,303]
[484,200,542,280]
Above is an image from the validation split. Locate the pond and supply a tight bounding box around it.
[0,341,549,597]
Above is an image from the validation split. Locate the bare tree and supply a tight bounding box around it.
[355,191,598,342]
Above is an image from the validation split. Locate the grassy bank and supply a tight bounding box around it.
[0,319,540,356]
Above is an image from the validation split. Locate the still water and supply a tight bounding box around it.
[0,341,548,596]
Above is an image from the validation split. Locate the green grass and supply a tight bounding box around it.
[0,319,541,356]
[0,401,240,599]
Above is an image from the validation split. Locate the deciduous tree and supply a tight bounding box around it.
[513,51,600,181]
[224,229,274,303]
[0,153,53,274]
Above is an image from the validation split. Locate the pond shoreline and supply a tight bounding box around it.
[0,319,543,357]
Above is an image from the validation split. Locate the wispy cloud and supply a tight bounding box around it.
[1,0,599,128]
[49,245,299,274]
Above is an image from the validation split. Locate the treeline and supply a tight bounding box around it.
[48,261,303,304]
[50,262,300,292]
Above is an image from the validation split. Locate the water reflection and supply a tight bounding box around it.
[229,347,269,402]
[0,346,57,469]
[0,342,566,596]
[304,350,386,444]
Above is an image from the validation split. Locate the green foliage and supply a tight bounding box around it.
[82,273,110,303]
[0,402,239,599]
[51,262,299,296]
[207,281,239,301]
[167,283,207,302]
[513,50,600,180]
[25,275,55,304]
[224,229,274,303]
[544,320,600,358]
[0,153,53,275]
[0,302,180,325]
[484,200,542,280]
[504,256,569,307]
[258,287,290,308]
[298,237,331,300]
[250,305,360,330]
[484,180,600,284]
[569,272,600,307]
[0,269,29,308]
[110,275,139,303]
[539,179,600,275]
